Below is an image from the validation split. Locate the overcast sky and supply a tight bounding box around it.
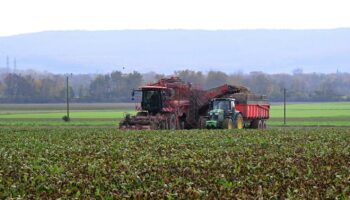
[0,0,350,36]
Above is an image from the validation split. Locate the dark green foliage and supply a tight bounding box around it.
[61,115,70,122]
[0,128,349,199]
[0,71,143,103]
[1,70,350,103]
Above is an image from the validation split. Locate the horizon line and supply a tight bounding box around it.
[1,27,350,37]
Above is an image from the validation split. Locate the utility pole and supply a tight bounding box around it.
[66,75,70,119]
[284,88,286,125]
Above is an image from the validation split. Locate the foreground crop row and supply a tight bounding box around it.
[0,128,349,199]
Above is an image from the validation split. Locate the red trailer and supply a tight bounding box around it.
[236,104,270,119]
[235,104,270,129]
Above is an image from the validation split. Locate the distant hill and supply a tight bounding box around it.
[0,29,349,74]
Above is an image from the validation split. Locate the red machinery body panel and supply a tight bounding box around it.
[236,103,270,120]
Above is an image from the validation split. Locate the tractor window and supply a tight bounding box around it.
[142,90,162,113]
[213,100,230,111]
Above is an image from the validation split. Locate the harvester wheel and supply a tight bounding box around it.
[160,120,167,129]
[223,118,234,129]
[199,117,206,129]
[168,114,177,130]
[235,114,244,129]
[179,120,185,129]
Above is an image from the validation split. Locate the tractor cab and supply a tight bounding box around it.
[209,98,235,115]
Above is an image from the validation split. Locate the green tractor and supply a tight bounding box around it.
[205,98,244,129]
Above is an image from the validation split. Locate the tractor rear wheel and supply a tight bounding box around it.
[235,114,244,129]
[223,118,234,129]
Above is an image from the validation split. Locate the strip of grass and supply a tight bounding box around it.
[0,111,135,119]
[0,120,118,126]
[268,120,350,127]
[0,103,134,111]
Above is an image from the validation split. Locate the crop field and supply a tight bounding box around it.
[0,128,349,199]
[1,102,350,127]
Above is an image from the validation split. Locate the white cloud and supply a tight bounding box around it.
[0,0,349,36]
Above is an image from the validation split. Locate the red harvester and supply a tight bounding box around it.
[119,77,269,130]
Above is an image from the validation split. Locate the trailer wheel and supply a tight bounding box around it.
[258,120,263,129]
[224,118,234,129]
[235,114,244,129]
[262,120,267,129]
[251,119,259,129]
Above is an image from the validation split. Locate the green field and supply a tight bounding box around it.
[0,111,129,119]
[0,103,134,126]
[0,128,349,199]
[0,102,350,127]
[269,102,350,126]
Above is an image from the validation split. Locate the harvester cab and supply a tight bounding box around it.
[142,88,168,114]
[206,98,244,129]
[120,83,176,129]
[131,86,169,113]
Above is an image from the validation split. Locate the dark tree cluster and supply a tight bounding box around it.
[174,70,350,102]
[0,71,142,103]
[0,69,349,103]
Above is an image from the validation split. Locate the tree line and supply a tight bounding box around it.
[0,69,349,103]
[174,70,350,102]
